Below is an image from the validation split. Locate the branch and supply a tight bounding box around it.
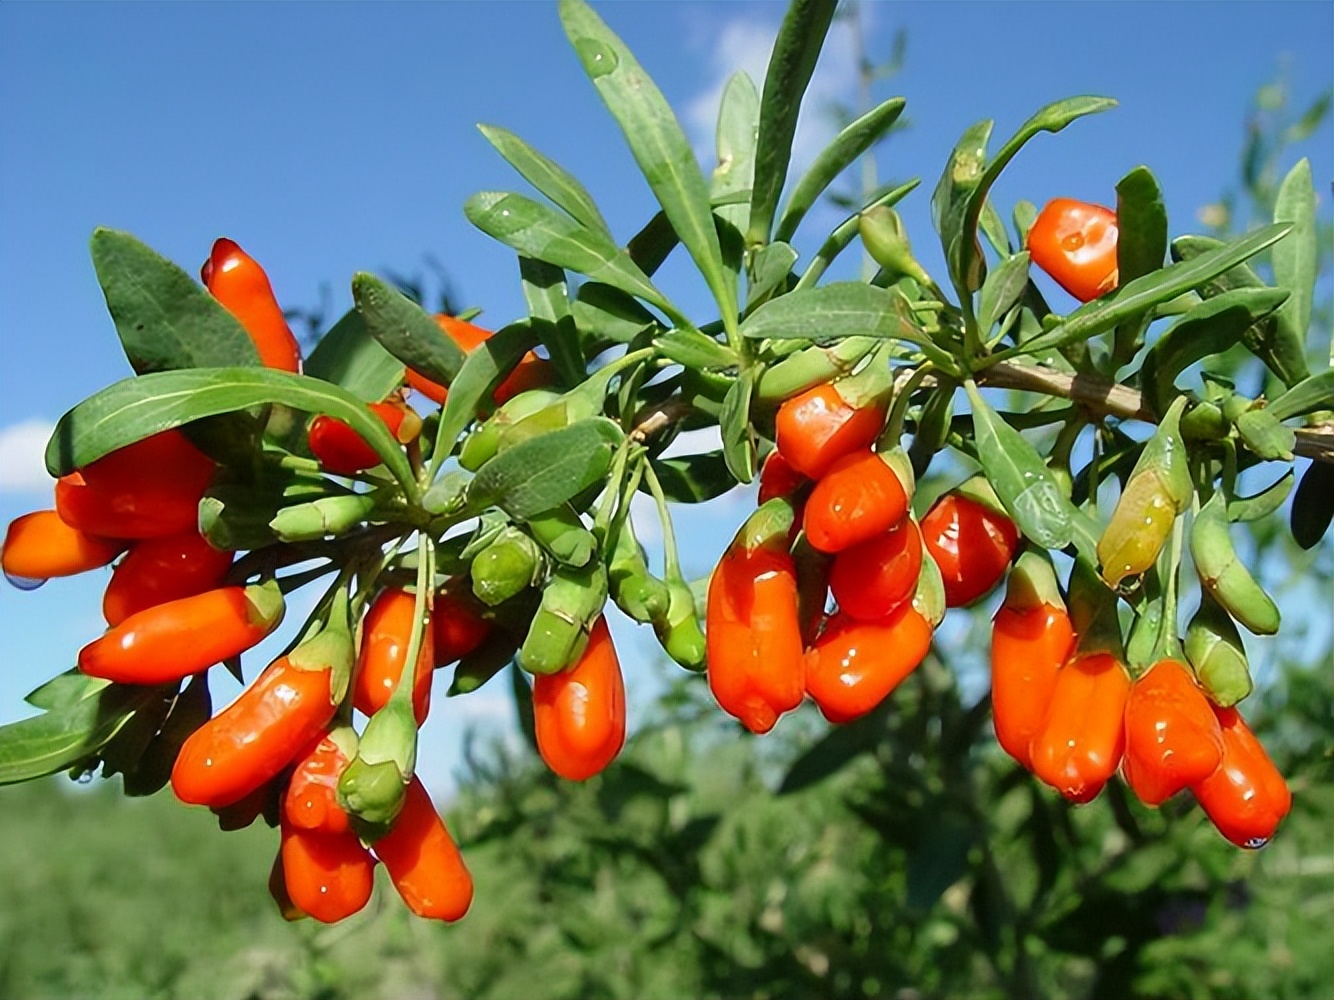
[978,360,1334,464]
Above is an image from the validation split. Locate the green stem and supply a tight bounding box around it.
[884,364,938,445]
[641,461,683,581]
[388,533,434,711]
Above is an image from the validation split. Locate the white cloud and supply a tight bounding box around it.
[684,10,864,181]
[0,419,56,494]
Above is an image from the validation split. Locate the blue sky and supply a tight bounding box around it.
[1,1,1331,794]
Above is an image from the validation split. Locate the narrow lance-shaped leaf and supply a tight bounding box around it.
[932,119,992,295]
[46,367,417,497]
[1169,234,1309,387]
[303,307,405,403]
[992,223,1293,364]
[977,251,1030,334]
[797,178,921,290]
[519,257,584,387]
[775,96,906,243]
[712,71,760,273]
[0,679,168,786]
[1139,287,1289,416]
[477,123,613,240]
[965,380,1081,551]
[1271,157,1316,383]
[747,0,837,246]
[1268,369,1334,422]
[560,0,737,336]
[434,323,540,462]
[468,418,624,520]
[90,228,262,374]
[720,368,757,483]
[746,242,798,311]
[646,451,736,504]
[465,190,677,318]
[353,272,466,387]
[1112,165,1167,363]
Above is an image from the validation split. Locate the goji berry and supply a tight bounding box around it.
[921,491,1019,607]
[803,448,912,554]
[103,530,234,626]
[1191,705,1291,849]
[1027,198,1119,303]
[352,588,434,725]
[1029,651,1131,803]
[2,510,123,584]
[373,776,474,922]
[775,381,886,480]
[804,604,932,724]
[407,314,554,406]
[533,615,625,781]
[828,516,923,621]
[1121,658,1225,806]
[201,237,302,372]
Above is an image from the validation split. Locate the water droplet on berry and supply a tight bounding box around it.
[4,571,46,591]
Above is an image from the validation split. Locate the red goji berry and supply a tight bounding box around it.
[775,382,886,480]
[1027,198,1119,303]
[307,401,418,476]
[1029,651,1131,803]
[406,314,554,406]
[103,530,234,626]
[284,731,355,835]
[79,581,284,686]
[201,237,302,372]
[352,588,434,725]
[533,616,625,781]
[2,510,123,584]
[828,517,923,621]
[1121,659,1225,806]
[373,776,474,922]
[280,821,376,923]
[990,602,1073,770]
[920,492,1020,608]
[1191,705,1292,848]
[803,448,911,554]
[804,604,932,724]
[431,589,492,667]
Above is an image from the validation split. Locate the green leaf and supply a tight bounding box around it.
[965,381,1081,551]
[747,0,837,246]
[1140,288,1288,416]
[720,370,757,484]
[653,329,738,370]
[509,664,539,756]
[466,190,675,318]
[625,210,678,277]
[468,418,624,521]
[0,679,167,785]
[352,272,466,387]
[434,323,541,460]
[646,451,736,504]
[741,282,939,360]
[519,257,584,387]
[1114,166,1167,285]
[1234,408,1295,462]
[45,367,416,495]
[995,223,1293,364]
[906,811,974,914]
[1268,369,1334,422]
[978,199,1012,257]
[303,307,405,402]
[745,242,798,310]
[1290,461,1334,550]
[477,123,613,239]
[1227,469,1293,522]
[560,0,737,335]
[712,71,760,271]
[977,251,1030,334]
[1169,234,1309,387]
[1271,158,1316,372]
[774,96,906,243]
[90,228,261,374]
[931,119,992,295]
[24,669,109,712]
[573,282,662,346]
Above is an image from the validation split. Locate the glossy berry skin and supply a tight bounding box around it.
[1192,706,1291,848]
[201,237,302,372]
[533,616,626,781]
[1121,659,1225,806]
[803,449,909,554]
[103,530,234,626]
[829,517,923,621]
[1027,198,1119,303]
[79,584,284,686]
[171,655,336,808]
[374,776,474,922]
[757,450,808,506]
[990,603,1074,769]
[804,604,932,724]
[706,542,805,734]
[407,314,555,407]
[1029,652,1131,803]
[352,588,434,725]
[55,430,216,540]
[284,733,353,835]
[308,401,412,476]
[921,494,1020,608]
[280,821,376,924]
[2,510,123,582]
[431,590,492,667]
[775,383,885,480]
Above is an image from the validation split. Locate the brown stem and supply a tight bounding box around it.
[978,360,1334,464]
